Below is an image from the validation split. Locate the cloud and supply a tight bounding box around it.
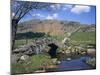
[32,13,58,20]
[53,13,58,18]
[50,4,61,10]
[50,4,73,11]
[46,15,54,20]
[71,5,91,14]
[32,13,45,18]
[62,5,73,10]
[36,14,44,17]
[46,13,58,20]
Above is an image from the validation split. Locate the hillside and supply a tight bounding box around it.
[17,20,96,36]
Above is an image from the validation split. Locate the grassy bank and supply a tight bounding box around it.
[11,54,53,74]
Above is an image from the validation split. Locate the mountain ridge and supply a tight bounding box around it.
[17,20,96,35]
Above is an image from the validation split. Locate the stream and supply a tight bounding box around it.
[57,56,93,71]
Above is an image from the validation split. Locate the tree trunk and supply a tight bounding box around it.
[12,19,19,51]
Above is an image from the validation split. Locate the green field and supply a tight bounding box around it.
[70,32,96,44]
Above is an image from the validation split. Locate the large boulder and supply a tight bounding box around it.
[11,54,21,64]
[23,45,36,55]
[13,47,27,53]
[20,55,29,61]
[65,50,71,54]
[87,48,96,56]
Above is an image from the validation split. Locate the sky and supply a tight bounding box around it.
[12,2,96,25]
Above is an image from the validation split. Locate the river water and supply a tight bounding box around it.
[57,56,93,71]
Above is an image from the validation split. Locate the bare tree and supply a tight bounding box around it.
[11,0,52,50]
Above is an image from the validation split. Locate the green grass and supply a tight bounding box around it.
[29,54,52,70]
[50,35,65,41]
[14,39,35,48]
[14,39,27,48]
[70,32,96,44]
[11,54,53,74]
